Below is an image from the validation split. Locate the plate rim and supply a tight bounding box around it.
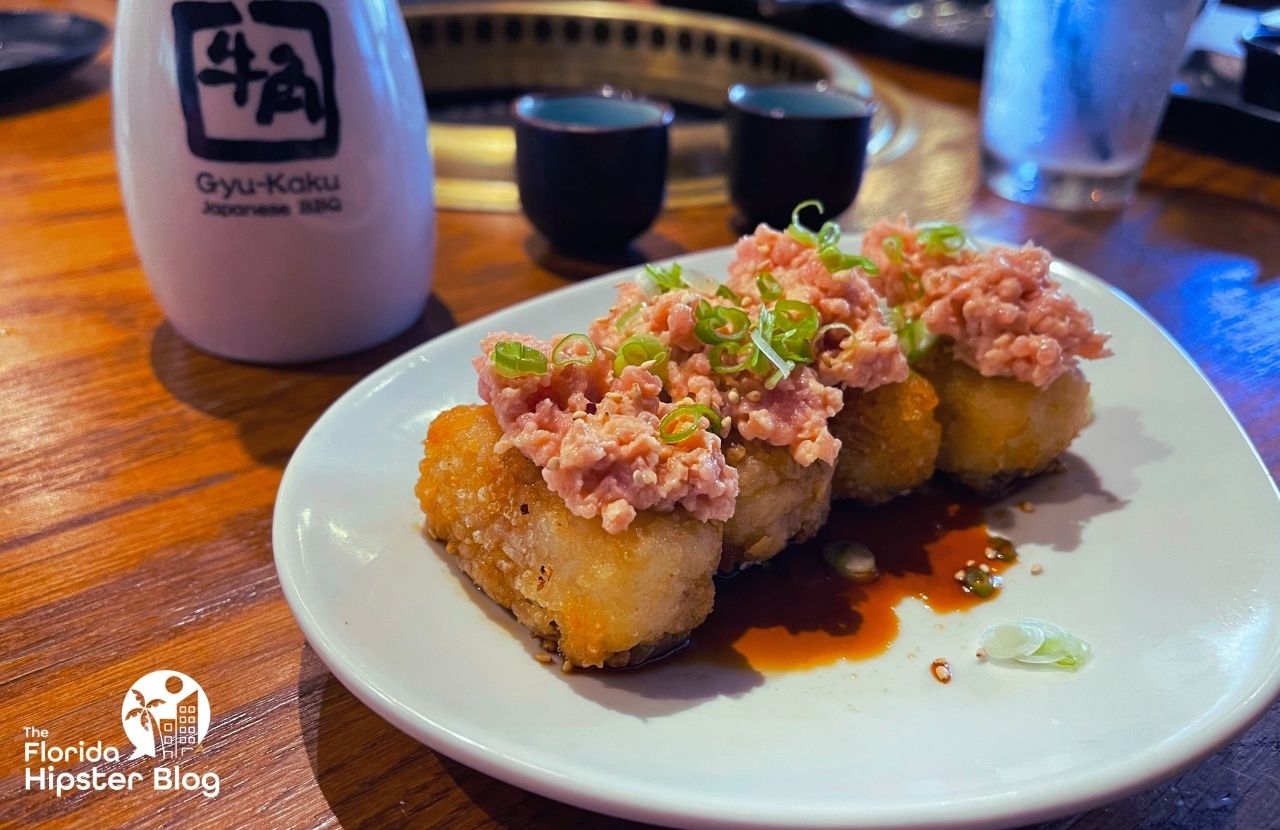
[272,244,1280,830]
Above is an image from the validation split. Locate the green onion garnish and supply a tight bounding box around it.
[613,334,669,380]
[614,303,645,332]
[709,341,756,374]
[817,221,841,249]
[786,199,824,246]
[492,340,549,379]
[813,322,855,350]
[882,234,904,264]
[750,327,795,390]
[551,333,596,367]
[896,316,938,364]
[819,247,880,276]
[979,619,1092,671]
[756,271,783,303]
[644,262,686,292]
[917,222,968,256]
[822,541,879,583]
[716,284,741,304]
[985,536,1017,562]
[773,331,814,364]
[959,564,998,599]
[694,304,751,345]
[658,404,723,444]
[773,299,820,340]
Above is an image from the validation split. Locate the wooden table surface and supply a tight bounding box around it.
[3,1,1279,828]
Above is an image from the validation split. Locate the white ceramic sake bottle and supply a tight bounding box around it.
[114,0,434,363]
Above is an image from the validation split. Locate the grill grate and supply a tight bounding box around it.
[407,2,913,211]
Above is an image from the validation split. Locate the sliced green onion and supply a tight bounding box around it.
[959,564,999,598]
[812,322,855,351]
[817,221,841,250]
[681,267,720,295]
[551,333,596,367]
[716,284,741,304]
[917,222,968,256]
[985,536,1018,563]
[613,334,669,380]
[822,541,879,583]
[786,199,824,246]
[709,341,756,373]
[658,404,723,444]
[979,619,1092,671]
[897,317,938,364]
[882,234,904,264]
[750,327,795,390]
[614,303,645,332]
[694,305,751,345]
[756,271,783,303]
[644,262,686,292]
[773,299,820,340]
[819,247,881,276]
[492,340,548,379]
[774,332,814,364]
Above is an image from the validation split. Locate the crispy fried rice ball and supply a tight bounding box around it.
[721,440,833,572]
[417,405,722,669]
[830,371,941,503]
[919,351,1091,496]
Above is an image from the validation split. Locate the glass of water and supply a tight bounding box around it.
[981,0,1202,210]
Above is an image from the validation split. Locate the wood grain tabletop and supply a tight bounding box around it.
[2,1,1279,828]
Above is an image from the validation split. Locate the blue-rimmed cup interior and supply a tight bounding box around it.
[725,83,877,230]
[727,82,877,122]
[513,90,674,133]
[512,89,674,255]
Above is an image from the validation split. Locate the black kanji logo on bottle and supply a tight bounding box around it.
[173,1,340,162]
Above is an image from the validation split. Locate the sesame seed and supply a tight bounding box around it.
[727,389,741,404]
[560,660,575,674]
[965,559,976,567]
[534,653,552,664]
[1019,501,1035,513]
[1031,563,1044,575]
[978,564,991,574]
[953,569,966,582]
[746,390,762,402]
[930,658,952,684]
[545,457,560,470]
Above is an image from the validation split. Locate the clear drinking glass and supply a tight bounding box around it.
[980,0,1201,210]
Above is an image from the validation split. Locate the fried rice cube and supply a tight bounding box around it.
[416,405,722,668]
[919,352,1091,496]
[831,371,941,503]
[721,440,833,572]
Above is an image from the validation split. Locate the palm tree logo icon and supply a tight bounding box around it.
[120,670,210,760]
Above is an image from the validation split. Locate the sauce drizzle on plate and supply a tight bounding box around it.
[686,486,1014,671]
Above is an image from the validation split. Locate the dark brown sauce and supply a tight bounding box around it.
[685,486,1013,671]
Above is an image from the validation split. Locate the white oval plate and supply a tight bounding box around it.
[273,245,1280,830]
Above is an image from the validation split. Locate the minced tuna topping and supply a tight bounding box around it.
[727,224,908,391]
[473,212,1109,529]
[475,332,738,534]
[861,218,1110,387]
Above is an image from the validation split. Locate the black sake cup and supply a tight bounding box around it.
[513,90,674,255]
[1241,17,1280,113]
[726,83,877,230]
